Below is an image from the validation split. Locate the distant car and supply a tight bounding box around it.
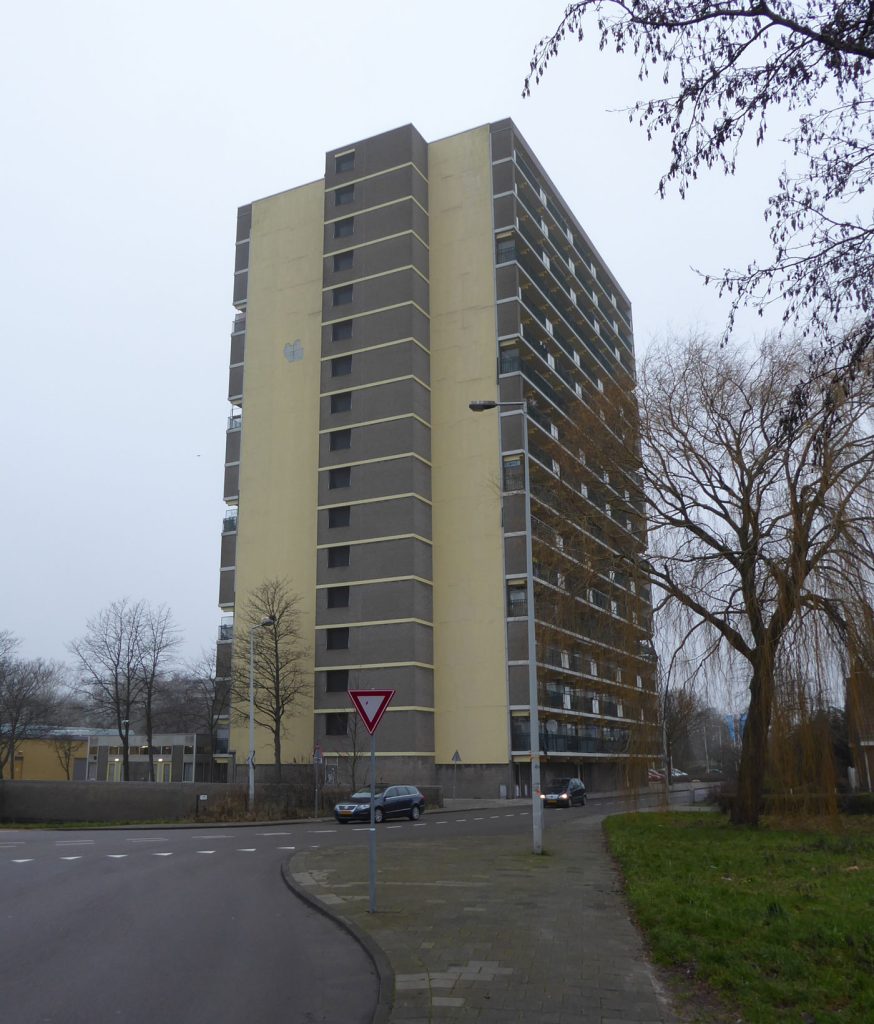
[648,769,665,782]
[541,778,587,808]
[334,785,425,823]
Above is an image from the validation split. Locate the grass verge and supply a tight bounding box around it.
[604,813,874,1024]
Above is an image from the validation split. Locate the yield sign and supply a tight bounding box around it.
[348,689,395,735]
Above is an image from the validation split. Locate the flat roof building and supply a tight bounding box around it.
[216,120,658,796]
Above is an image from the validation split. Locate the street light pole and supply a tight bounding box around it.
[248,615,275,812]
[470,398,543,854]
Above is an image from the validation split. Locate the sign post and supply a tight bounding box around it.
[348,689,395,913]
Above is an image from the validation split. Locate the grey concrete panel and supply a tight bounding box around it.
[492,160,514,195]
[323,164,427,223]
[321,303,430,356]
[493,193,516,230]
[318,537,432,585]
[317,453,431,506]
[496,299,520,337]
[325,124,427,185]
[315,665,433,711]
[234,240,250,272]
[320,379,430,431]
[321,267,429,322]
[316,579,433,626]
[490,123,514,161]
[319,417,431,467]
[499,373,524,404]
[230,333,245,365]
[504,534,526,575]
[323,198,429,254]
[319,335,431,393]
[223,463,240,500]
[495,264,519,302]
[508,663,530,706]
[232,270,247,306]
[228,363,244,400]
[224,429,241,463]
[503,492,525,532]
[316,708,434,756]
[236,204,252,241]
[218,567,235,606]
[220,532,236,568]
[317,495,432,546]
[506,619,529,661]
[216,641,232,679]
[315,621,433,668]
[499,411,524,452]
[323,233,429,289]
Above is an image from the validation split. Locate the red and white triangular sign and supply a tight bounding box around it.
[348,689,395,735]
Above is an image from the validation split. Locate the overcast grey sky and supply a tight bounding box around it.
[2,1,785,668]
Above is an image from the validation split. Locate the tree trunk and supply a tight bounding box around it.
[732,661,774,826]
[145,704,155,782]
[274,728,282,783]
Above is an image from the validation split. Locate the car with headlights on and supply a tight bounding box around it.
[541,777,587,808]
[334,785,426,823]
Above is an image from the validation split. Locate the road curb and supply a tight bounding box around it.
[280,853,394,1024]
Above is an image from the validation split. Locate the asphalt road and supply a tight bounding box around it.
[1,790,702,1023]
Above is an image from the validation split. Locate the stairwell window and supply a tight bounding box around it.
[325,714,348,736]
[333,285,354,306]
[331,355,352,377]
[335,151,355,173]
[327,586,350,609]
[329,467,351,489]
[334,184,355,206]
[334,217,354,238]
[332,319,353,341]
[330,392,352,413]
[333,251,354,272]
[327,545,350,568]
[326,669,350,692]
[329,429,351,451]
[328,506,351,528]
[326,627,349,650]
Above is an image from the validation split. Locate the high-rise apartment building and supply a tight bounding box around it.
[216,120,657,795]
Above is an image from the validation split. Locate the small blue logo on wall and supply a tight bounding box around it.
[284,340,303,362]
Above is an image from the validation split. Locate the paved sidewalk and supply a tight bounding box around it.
[285,800,678,1024]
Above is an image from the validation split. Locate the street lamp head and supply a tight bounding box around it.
[469,400,498,412]
[260,616,275,628]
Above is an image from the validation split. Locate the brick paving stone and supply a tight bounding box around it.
[286,800,682,1024]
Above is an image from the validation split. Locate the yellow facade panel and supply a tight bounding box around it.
[428,126,508,766]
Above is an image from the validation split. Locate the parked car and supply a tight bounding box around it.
[648,769,665,782]
[334,785,426,823]
[541,778,587,808]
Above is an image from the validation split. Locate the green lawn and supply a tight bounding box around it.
[604,813,874,1024]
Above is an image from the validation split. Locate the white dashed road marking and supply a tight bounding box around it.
[237,849,256,853]
[455,819,467,822]
[60,856,82,861]
[128,838,168,843]
[257,831,292,836]
[152,852,173,857]
[56,840,94,846]
[12,859,33,863]
[413,823,427,827]
[107,855,127,859]
[387,825,402,830]
[197,851,215,855]
[278,846,296,850]
[309,830,336,834]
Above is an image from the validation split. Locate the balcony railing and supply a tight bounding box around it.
[222,511,238,533]
[227,413,242,431]
[232,313,247,334]
[217,622,234,642]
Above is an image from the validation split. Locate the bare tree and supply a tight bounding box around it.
[70,599,144,781]
[157,652,229,781]
[137,604,180,781]
[232,579,310,782]
[635,335,874,824]
[526,3,874,412]
[0,655,64,780]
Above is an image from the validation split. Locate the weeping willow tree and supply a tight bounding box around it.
[635,334,874,825]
